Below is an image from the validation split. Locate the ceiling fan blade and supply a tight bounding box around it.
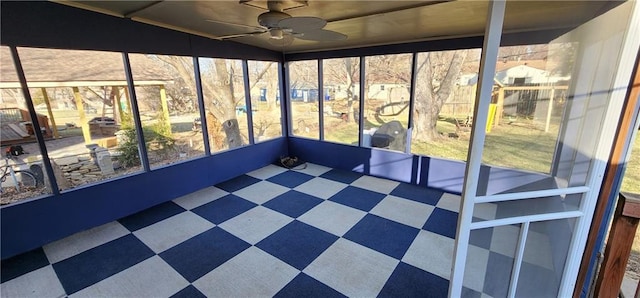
[296,29,347,41]
[215,31,267,40]
[277,16,326,33]
[205,19,264,31]
[268,34,294,47]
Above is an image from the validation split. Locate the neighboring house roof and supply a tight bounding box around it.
[494,60,551,72]
[495,65,547,84]
[495,64,569,84]
[461,64,569,86]
[0,47,173,88]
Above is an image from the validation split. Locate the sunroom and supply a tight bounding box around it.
[1,1,639,297]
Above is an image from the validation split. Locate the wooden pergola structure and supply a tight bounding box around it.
[0,47,173,145]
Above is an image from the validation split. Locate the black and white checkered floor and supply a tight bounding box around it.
[0,163,559,297]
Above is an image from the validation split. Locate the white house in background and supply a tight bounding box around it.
[462,64,570,87]
[494,64,569,85]
[325,83,410,102]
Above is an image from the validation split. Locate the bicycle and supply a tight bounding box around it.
[0,153,38,193]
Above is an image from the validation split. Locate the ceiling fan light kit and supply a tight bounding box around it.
[269,28,284,39]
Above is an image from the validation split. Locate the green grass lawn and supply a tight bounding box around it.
[621,136,640,253]
[410,117,559,174]
[621,135,640,194]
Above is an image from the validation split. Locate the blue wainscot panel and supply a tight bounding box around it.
[288,137,549,195]
[1,138,287,260]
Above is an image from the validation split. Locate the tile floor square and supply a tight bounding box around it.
[246,164,288,180]
[522,230,555,270]
[343,214,419,259]
[370,195,434,228]
[469,227,493,250]
[401,230,489,292]
[473,203,498,220]
[463,288,483,298]
[193,246,299,297]
[133,211,215,253]
[350,175,400,195]
[378,262,448,298]
[43,221,130,264]
[483,251,513,297]
[297,201,367,236]
[402,230,454,280]
[303,238,398,297]
[0,266,65,298]
[257,220,338,270]
[436,192,462,212]
[319,169,363,184]
[263,190,324,218]
[516,262,560,297]
[191,194,257,224]
[232,180,290,204]
[218,206,293,244]
[274,273,346,298]
[53,234,154,294]
[159,227,250,282]
[118,201,186,231]
[294,177,348,200]
[423,207,459,239]
[489,225,520,258]
[69,256,188,298]
[215,175,261,192]
[463,245,490,292]
[172,187,228,210]
[170,285,207,298]
[390,183,443,206]
[328,186,386,212]
[1,248,50,283]
[291,163,332,177]
[267,171,314,188]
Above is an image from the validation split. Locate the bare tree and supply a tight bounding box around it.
[247,61,281,140]
[156,56,279,149]
[365,54,412,120]
[323,57,360,122]
[413,50,468,141]
[154,56,244,149]
[323,53,466,141]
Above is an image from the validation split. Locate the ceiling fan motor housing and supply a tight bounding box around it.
[258,11,291,28]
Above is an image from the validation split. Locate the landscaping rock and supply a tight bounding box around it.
[56,156,79,166]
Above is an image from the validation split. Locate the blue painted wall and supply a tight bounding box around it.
[0,138,287,259]
[288,137,549,195]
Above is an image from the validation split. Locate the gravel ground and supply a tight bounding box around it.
[627,251,640,280]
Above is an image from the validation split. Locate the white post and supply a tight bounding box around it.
[449,1,506,297]
[545,88,555,132]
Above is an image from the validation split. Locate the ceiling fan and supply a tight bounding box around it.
[207,1,347,46]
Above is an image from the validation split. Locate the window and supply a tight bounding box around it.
[411,49,481,160]
[364,54,412,152]
[0,46,52,204]
[198,58,249,152]
[247,60,282,142]
[482,43,573,174]
[17,47,144,192]
[322,57,360,145]
[129,54,204,169]
[288,60,319,139]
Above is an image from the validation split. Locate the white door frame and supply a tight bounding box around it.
[449,1,640,297]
